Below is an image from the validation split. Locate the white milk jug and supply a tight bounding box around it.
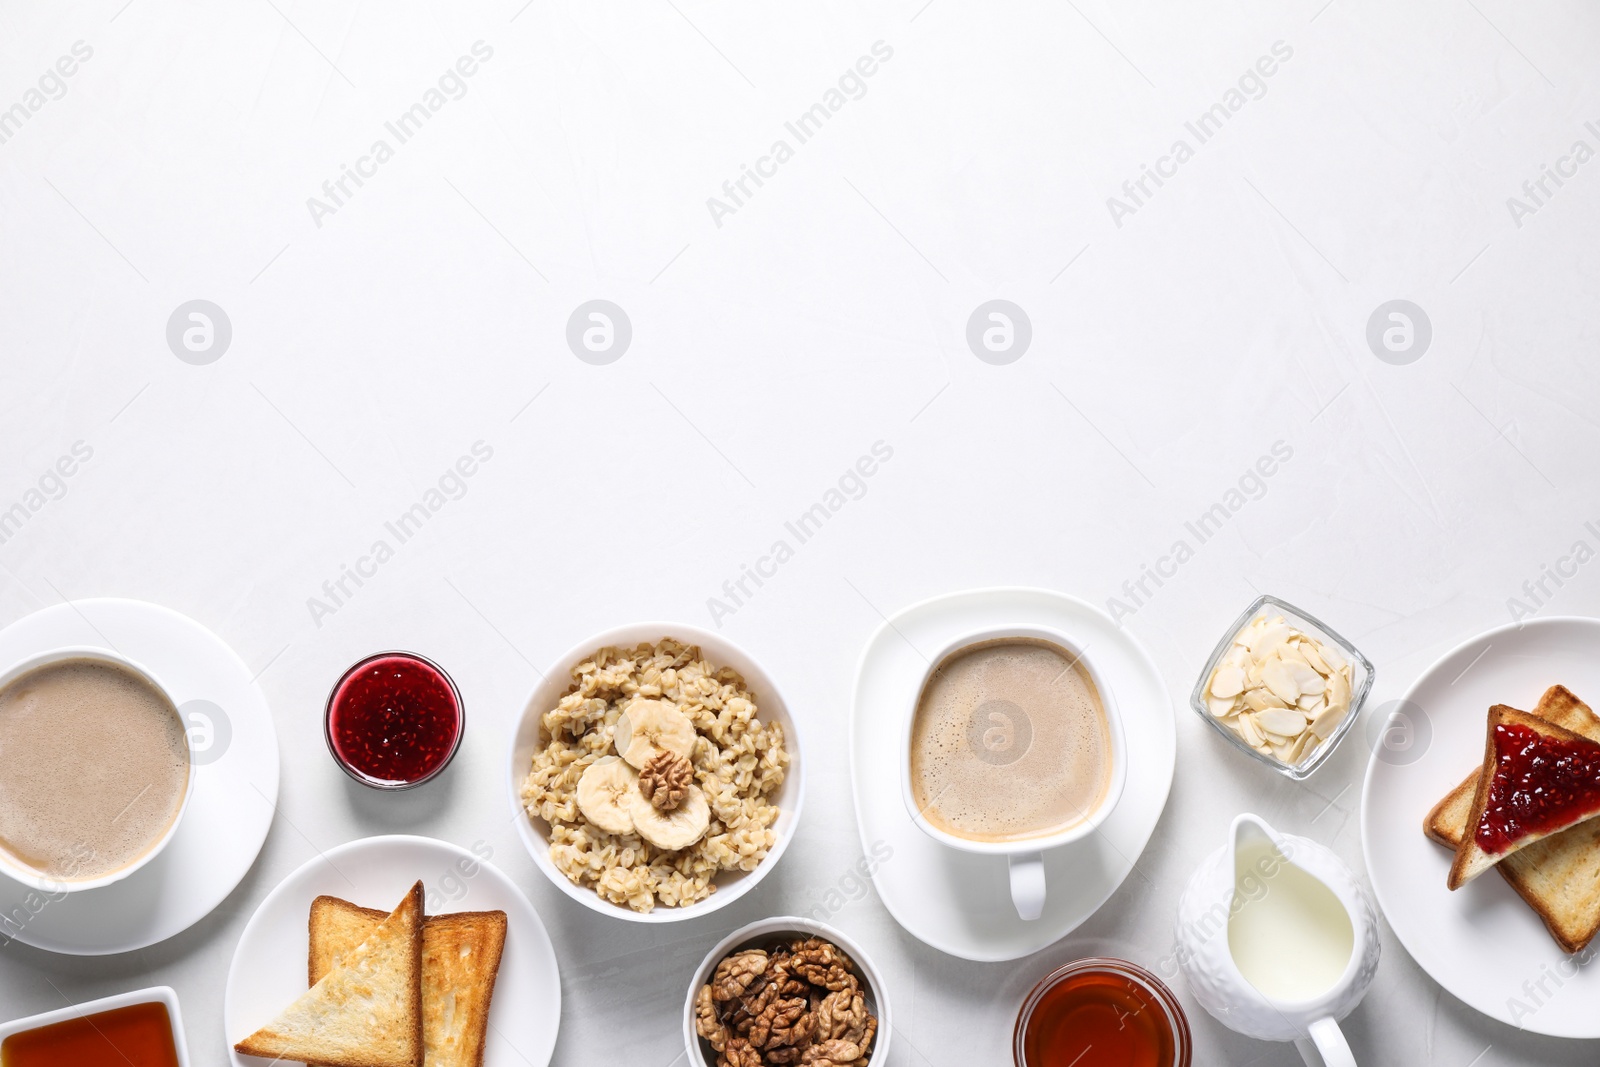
[1174,813,1380,1066]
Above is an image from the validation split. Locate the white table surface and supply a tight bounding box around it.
[2,1,1598,1063]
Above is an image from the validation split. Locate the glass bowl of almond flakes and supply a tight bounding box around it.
[1190,595,1374,780]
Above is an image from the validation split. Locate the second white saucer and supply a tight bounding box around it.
[0,599,280,955]
[850,586,1176,962]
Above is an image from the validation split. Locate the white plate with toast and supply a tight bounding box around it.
[225,834,560,1067]
[1361,616,1600,1037]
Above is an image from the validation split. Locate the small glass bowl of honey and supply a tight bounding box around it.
[1014,957,1191,1067]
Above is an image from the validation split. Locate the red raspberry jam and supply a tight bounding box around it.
[326,652,462,788]
[1475,721,1600,854]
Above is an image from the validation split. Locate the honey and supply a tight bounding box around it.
[1,1001,180,1067]
[1015,959,1189,1067]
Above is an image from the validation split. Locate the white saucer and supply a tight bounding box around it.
[849,586,1177,962]
[225,834,561,1067]
[1361,616,1600,1038]
[0,598,279,955]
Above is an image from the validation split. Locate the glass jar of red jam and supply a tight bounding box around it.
[324,651,463,789]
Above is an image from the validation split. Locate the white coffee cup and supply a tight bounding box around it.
[0,646,196,893]
[899,625,1127,921]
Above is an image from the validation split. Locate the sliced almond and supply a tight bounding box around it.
[1207,694,1237,717]
[1309,701,1349,739]
[1261,660,1303,705]
[1210,666,1246,699]
[1277,645,1311,670]
[1243,688,1290,712]
[1285,660,1325,696]
[1299,642,1331,675]
[1288,730,1317,764]
[1250,623,1292,659]
[1238,714,1265,748]
[1257,706,1308,737]
[1319,642,1348,672]
[1325,670,1351,713]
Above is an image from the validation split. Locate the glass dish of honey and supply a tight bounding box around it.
[0,991,186,1067]
[1013,957,1191,1067]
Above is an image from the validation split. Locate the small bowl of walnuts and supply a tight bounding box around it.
[684,916,890,1067]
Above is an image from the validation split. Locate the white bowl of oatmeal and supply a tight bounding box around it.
[508,623,804,922]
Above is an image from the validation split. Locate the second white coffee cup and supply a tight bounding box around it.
[0,646,196,894]
[899,625,1127,921]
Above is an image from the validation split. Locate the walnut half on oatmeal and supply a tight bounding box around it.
[519,638,789,912]
[641,750,694,812]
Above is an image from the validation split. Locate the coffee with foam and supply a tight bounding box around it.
[0,658,190,881]
[909,638,1112,843]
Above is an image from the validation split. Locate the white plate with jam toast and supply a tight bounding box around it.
[1362,616,1600,1037]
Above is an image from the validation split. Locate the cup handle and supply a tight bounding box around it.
[1293,1016,1356,1067]
[1008,852,1046,920]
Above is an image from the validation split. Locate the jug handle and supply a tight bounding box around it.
[1294,1017,1355,1067]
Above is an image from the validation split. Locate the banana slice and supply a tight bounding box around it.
[629,782,710,850]
[576,756,641,836]
[615,698,697,769]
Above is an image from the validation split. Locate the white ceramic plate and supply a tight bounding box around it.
[1361,615,1600,1037]
[0,599,279,955]
[849,586,1176,962]
[507,622,804,923]
[225,834,560,1067]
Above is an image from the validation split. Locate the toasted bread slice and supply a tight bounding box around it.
[235,881,424,1067]
[312,896,508,1067]
[1425,686,1600,951]
[1449,706,1600,890]
[1425,685,1599,845]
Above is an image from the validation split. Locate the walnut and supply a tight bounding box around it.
[857,1015,878,1058]
[767,999,815,1049]
[695,985,731,1052]
[737,972,784,1027]
[750,995,808,1048]
[711,950,769,1002]
[801,1038,870,1066]
[763,957,809,998]
[720,1037,763,1067]
[814,989,871,1045]
[640,750,694,812]
[789,938,856,992]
